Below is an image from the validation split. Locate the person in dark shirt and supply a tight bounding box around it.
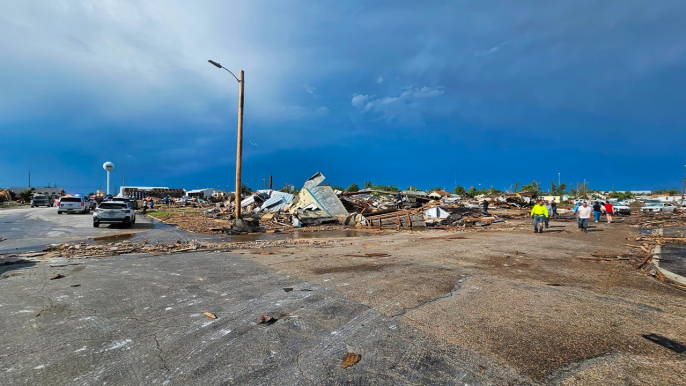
[592,201,602,222]
[482,200,489,214]
[551,200,558,218]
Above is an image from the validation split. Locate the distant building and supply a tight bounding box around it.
[7,187,65,198]
[186,188,222,199]
[119,186,185,199]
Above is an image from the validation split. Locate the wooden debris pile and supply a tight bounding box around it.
[1,238,339,260]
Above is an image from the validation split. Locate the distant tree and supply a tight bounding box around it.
[555,183,567,196]
[241,184,253,196]
[466,186,478,198]
[513,182,520,193]
[454,185,466,196]
[331,185,344,191]
[653,189,667,195]
[667,189,679,195]
[429,186,444,192]
[486,187,502,195]
[87,192,95,197]
[406,186,419,192]
[520,180,540,193]
[18,190,33,202]
[363,181,373,189]
[345,184,360,192]
[371,184,400,192]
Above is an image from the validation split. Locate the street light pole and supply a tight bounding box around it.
[208,60,244,220]
[558,172,560,186]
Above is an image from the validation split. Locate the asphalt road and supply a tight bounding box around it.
[0,250,526,385]
[0,207,212,254]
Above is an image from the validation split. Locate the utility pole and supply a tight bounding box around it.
[269,175,273,190]
[208,60,244,221]
[682,165,686,203]
[558,172,560,186]
[583,179,586,199]
[235,70,245,219]
[28,170,31,188]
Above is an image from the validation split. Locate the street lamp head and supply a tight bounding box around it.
[208,60,222,68]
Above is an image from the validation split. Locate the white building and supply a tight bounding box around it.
[186,188,222,199]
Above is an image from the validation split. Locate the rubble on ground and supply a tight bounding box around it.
[3,238,339,260]
[142,171,542,234]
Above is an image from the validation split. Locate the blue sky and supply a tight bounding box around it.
[1,1,685,193]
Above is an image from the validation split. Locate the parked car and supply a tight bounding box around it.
[58,196,90,214]
[93,201,136,228]
[31,195,52,207]
[612,203,631,215]
[640,202,677,213]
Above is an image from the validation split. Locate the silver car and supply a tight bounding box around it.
[93,201,136,228]
[640,202,676,213]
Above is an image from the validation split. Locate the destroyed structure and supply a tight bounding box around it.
[172,171,538,234]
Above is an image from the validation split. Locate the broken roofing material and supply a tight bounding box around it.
[241,190,294,213]
[288,172,348,225]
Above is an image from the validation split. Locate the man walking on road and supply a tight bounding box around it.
[592,201,602,223]
[544,200,553,229]
[531,200,549,233]
[577,201,593,232]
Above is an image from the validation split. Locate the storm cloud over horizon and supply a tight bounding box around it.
[2,1,685,192]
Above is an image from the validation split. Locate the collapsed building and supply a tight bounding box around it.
[199,171,537,232]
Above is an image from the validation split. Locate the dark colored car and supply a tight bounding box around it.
[109,197,139,210]
[31,195,52,207]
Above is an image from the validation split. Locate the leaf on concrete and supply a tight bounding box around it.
[203,312,217,319]
[341,352,361,368]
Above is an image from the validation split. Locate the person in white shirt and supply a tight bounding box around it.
[576,201,593,232]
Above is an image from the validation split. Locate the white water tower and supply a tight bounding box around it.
[103,161,115,195]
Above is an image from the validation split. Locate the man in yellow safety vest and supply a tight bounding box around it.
[530,199,549,233]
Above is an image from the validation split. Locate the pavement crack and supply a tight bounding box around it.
[391,276,467,318]
[35,295,55,317]
[295,349,315,386]
[152,333,170,372]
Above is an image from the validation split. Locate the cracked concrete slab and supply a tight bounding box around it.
[0,251,528,385]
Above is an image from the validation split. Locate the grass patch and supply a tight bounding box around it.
[146,211,171,218]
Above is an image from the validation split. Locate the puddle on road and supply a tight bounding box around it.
[92,233,135,244]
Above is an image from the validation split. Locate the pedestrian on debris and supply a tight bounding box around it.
[482,199,489,214]
[592,201,602,223]
[577,201,592,232]
[604,201,614,223]
[163,197,169,207]
[544,200,553,228]
[149,198,154,210]
[551,200,558,218]
[531,200,549,233]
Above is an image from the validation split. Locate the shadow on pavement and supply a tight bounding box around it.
[0,259,36,276]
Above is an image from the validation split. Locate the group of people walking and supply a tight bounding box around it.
[530,199,613,233]
[574,200,613,232]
